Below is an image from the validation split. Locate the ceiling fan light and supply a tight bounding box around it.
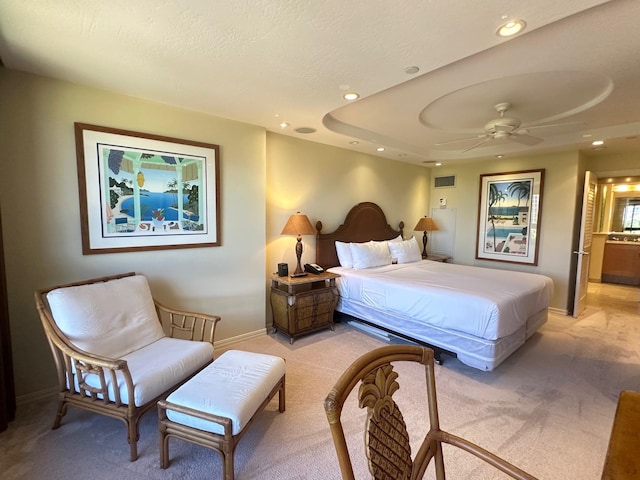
[497,19,526,37]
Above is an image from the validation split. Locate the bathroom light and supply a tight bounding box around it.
[497,19,526,37]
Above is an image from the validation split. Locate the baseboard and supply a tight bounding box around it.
[548,306,569,316]
[214,328,268,349]
[16,386,57,406]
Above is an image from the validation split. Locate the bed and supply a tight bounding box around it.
[315,202,554,371]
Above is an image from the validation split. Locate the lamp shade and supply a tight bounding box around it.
[414,217,438,232]
[281,212,315,236]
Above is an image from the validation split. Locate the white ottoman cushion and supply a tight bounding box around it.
[166,350,286,435]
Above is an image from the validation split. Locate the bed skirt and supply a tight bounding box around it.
[336,298,548,371]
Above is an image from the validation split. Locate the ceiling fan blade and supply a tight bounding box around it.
[525,121,583,130]
[434,135,484,147]
[462,137,492,153]
[509,133,543,146]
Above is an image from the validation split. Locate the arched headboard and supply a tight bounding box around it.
[315,202,404,268]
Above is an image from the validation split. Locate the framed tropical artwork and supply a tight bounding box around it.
[75,123,220,254]
[476,169,544,265]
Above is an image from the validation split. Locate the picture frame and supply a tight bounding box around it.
[75,123,220,254]
[476,169,544,265]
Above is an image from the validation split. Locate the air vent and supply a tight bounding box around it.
[434,175,456,188]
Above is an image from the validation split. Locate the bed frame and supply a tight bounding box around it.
[315,202,404,268]
[315,202,454,363]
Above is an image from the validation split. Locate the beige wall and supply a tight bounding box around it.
[265,133,432,281]
[0,69,433,398]
[3,66,637,398]
[429,152,582,312]
[585,151,640,175]
[0,69,267,397]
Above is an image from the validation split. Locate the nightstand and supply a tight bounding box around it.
[270,271,340,344]
[425,254,451,263]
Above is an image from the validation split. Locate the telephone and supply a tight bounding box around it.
[304,263,324,274]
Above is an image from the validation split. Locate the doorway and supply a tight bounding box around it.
[580,170,640,317]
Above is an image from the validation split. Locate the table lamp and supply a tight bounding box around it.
[281,212,316,274]
[414,216,438,258]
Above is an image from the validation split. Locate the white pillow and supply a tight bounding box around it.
[335,241,353,268]
[387,234,404,243]
[350,241,392,269]
[388,237,422,264]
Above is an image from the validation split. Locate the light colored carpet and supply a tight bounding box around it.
[1,284,639,479]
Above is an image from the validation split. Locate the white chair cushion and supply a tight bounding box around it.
[47,275,165,359]
[82,337,214,406]
[166,350,286,436]
[388,237,422,264]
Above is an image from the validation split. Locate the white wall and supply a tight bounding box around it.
[0,69,267,397]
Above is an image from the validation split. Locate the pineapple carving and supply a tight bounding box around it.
[359,364,412,479]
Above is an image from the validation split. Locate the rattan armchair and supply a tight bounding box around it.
[35,272,221,461]
[324,345,539,480]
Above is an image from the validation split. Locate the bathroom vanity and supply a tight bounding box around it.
[601,234,640,285]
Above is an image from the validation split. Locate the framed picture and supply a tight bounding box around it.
[476,169,544,265]
[75,123,220,254]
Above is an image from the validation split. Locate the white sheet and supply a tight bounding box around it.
[328,261,553,341]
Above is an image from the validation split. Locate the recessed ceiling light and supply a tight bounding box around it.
[592,140,604,146]
[376,147,385,152]
[496,19,526,37]
[496,154,504,159]
[349,140,359,145]
[405,66,420,75]
[294,127,317,134]
[434,162,442,166]
[344,92,360,101]
[280,122,290,128]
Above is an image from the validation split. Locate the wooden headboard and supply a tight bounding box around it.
[315,202,404,268]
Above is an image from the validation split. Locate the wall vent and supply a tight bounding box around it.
[434,175,456,188]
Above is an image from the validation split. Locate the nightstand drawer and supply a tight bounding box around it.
[295,290,335,330]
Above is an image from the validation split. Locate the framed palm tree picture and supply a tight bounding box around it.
[476,169,544,265]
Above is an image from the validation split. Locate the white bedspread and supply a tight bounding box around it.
[328,261,553,341]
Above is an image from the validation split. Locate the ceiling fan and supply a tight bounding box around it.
[435,102,551,153]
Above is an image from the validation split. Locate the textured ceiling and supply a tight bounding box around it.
[1,0,639,166]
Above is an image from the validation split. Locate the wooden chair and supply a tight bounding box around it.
[34,272,221,461]
[324,345,538,480]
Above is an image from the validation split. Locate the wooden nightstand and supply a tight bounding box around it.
[424,254,451,263]
[270,271,340,344]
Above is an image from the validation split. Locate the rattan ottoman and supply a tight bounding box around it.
[158,350,286,480]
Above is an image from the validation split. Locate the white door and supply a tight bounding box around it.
[573,171,597,317]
